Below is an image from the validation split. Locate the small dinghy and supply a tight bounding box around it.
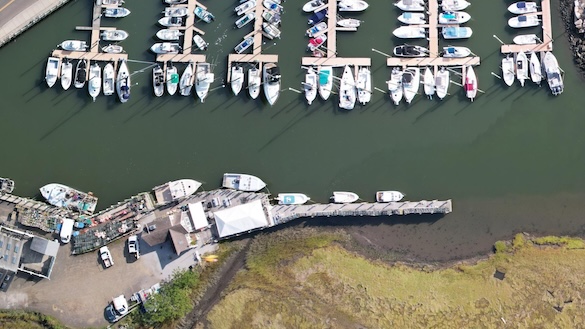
[502,56,515,87]
[277,193,310,205]
[303,0,326,12]
[515,51,529,87]
[104,7,130,18]
[464,65,477,102]
[441,0,470,11]
[513,34,539,44]
[529,52,543,85]
[395,0,425,11]
[60,60,73,90]
[387,67,403,105]
[100,30,129,41]
[442,27,472,39]
[163,6,188,17]
[442,46,471,58]
[235,0,256,16]
[306,22,327,37]
[376,191,405,202]
[393,26,426,39]
[435,67,450,100]
[438,11,471,24]
[166,63,179,95]
[338,0,369,12]
[332,192,359,204]
[337,18,361,28]
[102,44,123,53]
[423,67,435,99]
[156,29,183,41]
[308,9,327,25]
[398,12,426,24]
[393,44,428,57]
[508,1,538,14]
[508,14,540,28]
[193,35,209,50]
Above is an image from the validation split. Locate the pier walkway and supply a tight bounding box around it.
[500,0,553,54]
[0,193,70,232]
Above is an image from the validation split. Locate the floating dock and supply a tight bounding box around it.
[500,0,553,54]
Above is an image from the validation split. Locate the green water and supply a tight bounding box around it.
[1,0,583,258]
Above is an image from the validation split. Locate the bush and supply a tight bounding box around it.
[532,236,585,249]
[494,241,508,254]
[512,233,527,249]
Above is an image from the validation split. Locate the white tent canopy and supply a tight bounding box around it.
[188,202,209,230]
[214,199,268,238]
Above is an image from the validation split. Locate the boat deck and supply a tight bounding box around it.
[500,0,553,53]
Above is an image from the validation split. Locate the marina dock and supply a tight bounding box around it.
[500,0,553,54]
[0,193,70,233]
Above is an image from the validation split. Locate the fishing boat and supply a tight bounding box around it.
[100,30,128,41]
[102,44,123,53]
[150,42,181,54]
[236,12,255,28]
[248,67,261,99]
[502,56,515,87]
[338,0,369,11]
[41,183,99,214]
[394,0,425,12]
[529,52,543,85]
[438,11,471,24]
[306,22,327,37]
[398,12,426,24]
[331,191,359,204]
[393,26,426,39]
[179,62,194,96]
[337,18,361,28]
[194,6,214,23]
[235,0,256,15]
[393,44,428,57]
[442,46,471,58]
[441,0,470,11]
[166,63,179,95]
[435,67,450,100]
[153,65,164,97]
[515,51,529,87]
[262,10,281,25]
[508,14,540,28]
[464,65,477,102]
[442,27,472,39]
[164,0,187,4]
[303,0,326,12]
[542,51,563,96]
[88,63,101,101]
[193,35,209,50]
[402,67,420,104]
[60,40,87,51]
[263,63,281,105]
[152,179,202,204]
[102,62,115,96]
[423,67,435,99]
[45,57,60,88]
[356,66,371,105]
[276,193,311,205]
[387,67,403,105]
[262,22,281,39]
[195,62,214,102]
[116,59,130,103]
[307,35,327,51]
[164,6,188,17]
[308,9,327,25]
[231,65,244,96]
[234,37,254,54]
[304,67,318,105]
[158,16,184,27]
[74,59,87,89]
[339,65,356,110]
[318,66,333,100]
[60,60,73,90]
[513,34,539,45]
[156,29,183,41]
[222,173,266,192]
[508,1,537,14]
[0,177,14,194]
[376,191,404,202]
[104,7,131,18]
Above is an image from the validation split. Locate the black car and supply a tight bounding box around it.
[105,304,119,323]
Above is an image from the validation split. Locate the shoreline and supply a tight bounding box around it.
[561,0,585,76]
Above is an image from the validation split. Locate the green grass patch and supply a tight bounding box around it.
[532,236,585,249]
[0,310,68,329]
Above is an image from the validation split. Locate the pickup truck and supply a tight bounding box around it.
[99,246,114,268]
[127,235,140,259]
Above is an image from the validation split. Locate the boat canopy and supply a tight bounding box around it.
[319,70,330,85]
[517,1,526,8]
[519,15,527,22]
[214,200,268,238]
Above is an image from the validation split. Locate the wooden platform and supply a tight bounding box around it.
[302,57,371,67]
[500,0,554,53]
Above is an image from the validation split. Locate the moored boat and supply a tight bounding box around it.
[515,51,529,87]
[194,6,214,23]
[337,18,361,28]
[116,59,130,103]
[441,0,470,11]
[164,0,187,4]
[529,52,543,85]
[307,35,327,50]
[438,11,471,24]
[60,60,73,90]
[156,29,183,41]
[104,7,131,18]
[277,193,311,205]
[152,179,202,205]
[40,183,98,214]
[102,44,123,53]
[262,22,281,39]
[74,59,88,89]
[442,26,472,39]
[158,16,184,27]
[306,22,327,37]
[376,191,404,202]
[303,0,326,12]
[262,10,281,25]
[398,12,426,24]
[45,57,60,88]
[0,177,14,194]
[542,51,563,96]
[100,30,129,41]
[508,14,540,28]
[193,35,209,50]
[464,65,477,102]
[393,26,426,39]
[248,67,261,99]
[308,9,327,25]
[150,42,181,54]
[304,67,318,105]
[402,67,420,104]
[508,1,537,14]
[338,0,369,12]
[513,34,539,45]
[231,65,244,96]
[236,12,255,28]
[234,36,254,54]
[222,173,266,192]
[387,67,403,105]
[395,0,425,11]
[164,6,188,17]
[442,46,471,58]
[318,65,333,100]
[103,62,115,96]
[502,56,515,87]
[393,44,428,57]
[339,65,356,110]
[263,63,281,105]
[435,67,449,100]
[195,62,214,102]
[166,63,179,95]
[60,40,87,51]
[356,66,371,105]
[423,67,435,99]
[153,65,164,97]
[235,0,256,15]
[332,191,359,204]
[88,62,101,102]
[179,62,194,96]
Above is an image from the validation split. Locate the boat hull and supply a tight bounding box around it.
[502,57,515,87]
[376,191,404,203]
[222,173,266,192]
[60,61,73,90]
[332,192,359,203]
[277,193,310,205]
[248,68,261,99]
[318,66,333,100]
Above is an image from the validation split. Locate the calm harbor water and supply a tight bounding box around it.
[1,0,584,259]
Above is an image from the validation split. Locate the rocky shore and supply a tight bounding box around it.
[564,0,585,73]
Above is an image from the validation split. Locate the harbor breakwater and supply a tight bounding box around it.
[563,0,585,75]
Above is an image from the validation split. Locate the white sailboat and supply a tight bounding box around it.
[263,63,281,105]
[529,52,543,85]
[276,193,311,205]
[88,63,101,102]
[339,65,356,110]
[376,191,405,202]
[464,66,477,102]
[102,62,115,96]
[397,12,426,24]
[248,67,261,99]
[304,67,318,105]
[231,65,244,96]
[318,66,333,100]
[387,67,403,105]
[153,65,165,97]
[116,59,130,103]
[402,67,420,104]
[502,56,515,87]
[423,67,435,99]
[543,52,563,96]
[356,66,371,105]
[166,63,179,96]
[179,62,194,96]
[195,62,214,102]
[45,57,60,88]
[222,173,266,192]
[60,60,73,90]
[435,67,450,100]
[332,191,359,204]
[515,51,529,87]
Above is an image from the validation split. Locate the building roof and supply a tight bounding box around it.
[213,199,268,238]
[188,202,209,231]
[30,237,59,257]
[141,217,173,246]
[169,226,190,255]
[0,229,25,273]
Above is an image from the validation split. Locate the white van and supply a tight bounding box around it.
[60,218,75,244]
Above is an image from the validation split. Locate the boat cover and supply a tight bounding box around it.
[309,9,327,24]
[519,16,527,22]
[319,70,330,85]
[517,2,526,8]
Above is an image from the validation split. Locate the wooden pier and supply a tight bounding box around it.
[0,193,71,233]
[500,0,553,53]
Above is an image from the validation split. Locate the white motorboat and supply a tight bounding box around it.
[193,35,209,51]
[402,67,420,104]
[303,0,326,12]
[515,51,529,87]
[264,0,282,11]
[394,0,425,11]
[423,67,435,99]
[442,27,472,39]
[306,22,327,37]
[277,193,311,205]
[263,63,281,105]
[116,59,130,103]
[337,18,361,28]
[153,65,164,97]
[150,42,181,54]
[508,15,540,28]
[376,191,404,202]
[236,12,255,28]
[194,6,215,23]
[438,11,471,24]
[40,183,98,214]
[529,52,543,85]
[100,30,129,41]
[102,44,123,53]
[262,10,281,25]
[248,67,261,99]
[332,191,359,204]
[262,22,281,39]
[195,62,214,102]
[304,67,318,105]
[164,6,188,17]
[166,63,179,95]
[88,63,101,101]
[179,62,194,96]
[231,65,244,96]
[60,40,87,51]
[387,67,403,105]
[307,35,327,50]
[104,7,131,18]
[234,36,254,54]
[502,56,515,87]
[318,66,333,100]
[508,1,538,14]
[398,12,426,24]
[441,0,470,11]
[74,59,87,89]
[165,0,187,4]
[464,65,477,102]
[222,173,266,192]
[393,44,428,57]
[339,65,356,110]
[442,46,471,58]
[60,60,73,90]
[45,57,60,88]
[435,67,450,100]
[156,29,183,41]
[0,177,14,194]
[158,16,184,27]
[393,26,426,39]
[338,0,369,11]
[542,51,563,96]
[102,62,115,96]
[152,179,202,204]
[235,0,256,15]
[513,34,539,45]
[356,66,371,105]
[101,0,124,5]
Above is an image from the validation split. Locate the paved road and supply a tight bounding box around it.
[0,0,36,29]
